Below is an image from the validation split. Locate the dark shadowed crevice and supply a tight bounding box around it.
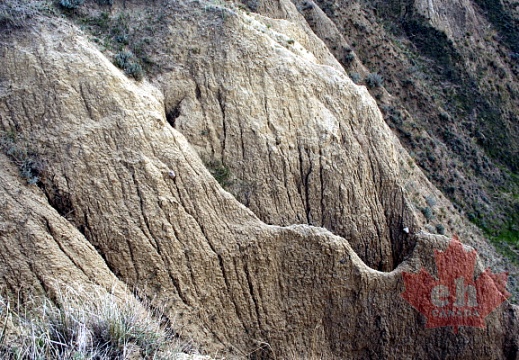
[40,178,122,280]
[385,187,418,268]
[195,84,202,100]
[166,103,182,128]
[42,179,74,220]
[248,344,274,360]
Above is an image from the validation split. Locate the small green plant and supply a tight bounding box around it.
[244,0,259,12]
[115,34,129,45]
[114,51,144,81]
[436,223,446,235]
[421,206,434,222]
[349,72,361,84]
[343,52,355,65]
[205,160,232,187]
[425,195,436,208]
[1,131,44,185]
[365,72,384,88]
[114,51,132,68]
[59,0,84,10]
[124,62,144,80]
[287,39,295,45]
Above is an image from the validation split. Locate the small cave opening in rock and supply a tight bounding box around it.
[166,104,182,128]
[43,181,75,221]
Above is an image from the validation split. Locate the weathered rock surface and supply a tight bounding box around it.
[0,2,517,358]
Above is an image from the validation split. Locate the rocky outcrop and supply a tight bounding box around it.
[159,12,412,271]
[0,1,517,358]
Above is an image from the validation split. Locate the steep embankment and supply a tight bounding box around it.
[0,0,517,358]
[289,0,519,257]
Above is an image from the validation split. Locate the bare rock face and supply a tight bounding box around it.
[0,154,122,297]
[0,2,517,359]
[156,1,429,272]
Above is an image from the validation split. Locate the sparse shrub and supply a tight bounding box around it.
[365,72,384,88]
[0,288,192,359]
[1,131,44,185]
[19,156,43,184]
[389,110,403,126]
[436,223,446,235]
[349,72,361,84]
[244,0,259,12]
[114,51,144,81]
[96,0,113,5]
[115,34,129,45]
[114,51,132,68]
[401,77,414,87]
[0,0,39,29]
[59,0,84,10]
[425,195,436,208]
[343,52,355,65]
[421,206,434,222]
[125,62,144,80]
[205,159,232,187]
[438,111,450,122]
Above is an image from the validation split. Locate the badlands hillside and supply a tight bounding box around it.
[0,0,517,358]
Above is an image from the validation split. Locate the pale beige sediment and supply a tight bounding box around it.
[0,5,516,358]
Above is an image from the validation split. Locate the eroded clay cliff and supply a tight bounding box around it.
[0,0,517,358]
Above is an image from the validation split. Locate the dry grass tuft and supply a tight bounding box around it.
[0,286,204,359]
